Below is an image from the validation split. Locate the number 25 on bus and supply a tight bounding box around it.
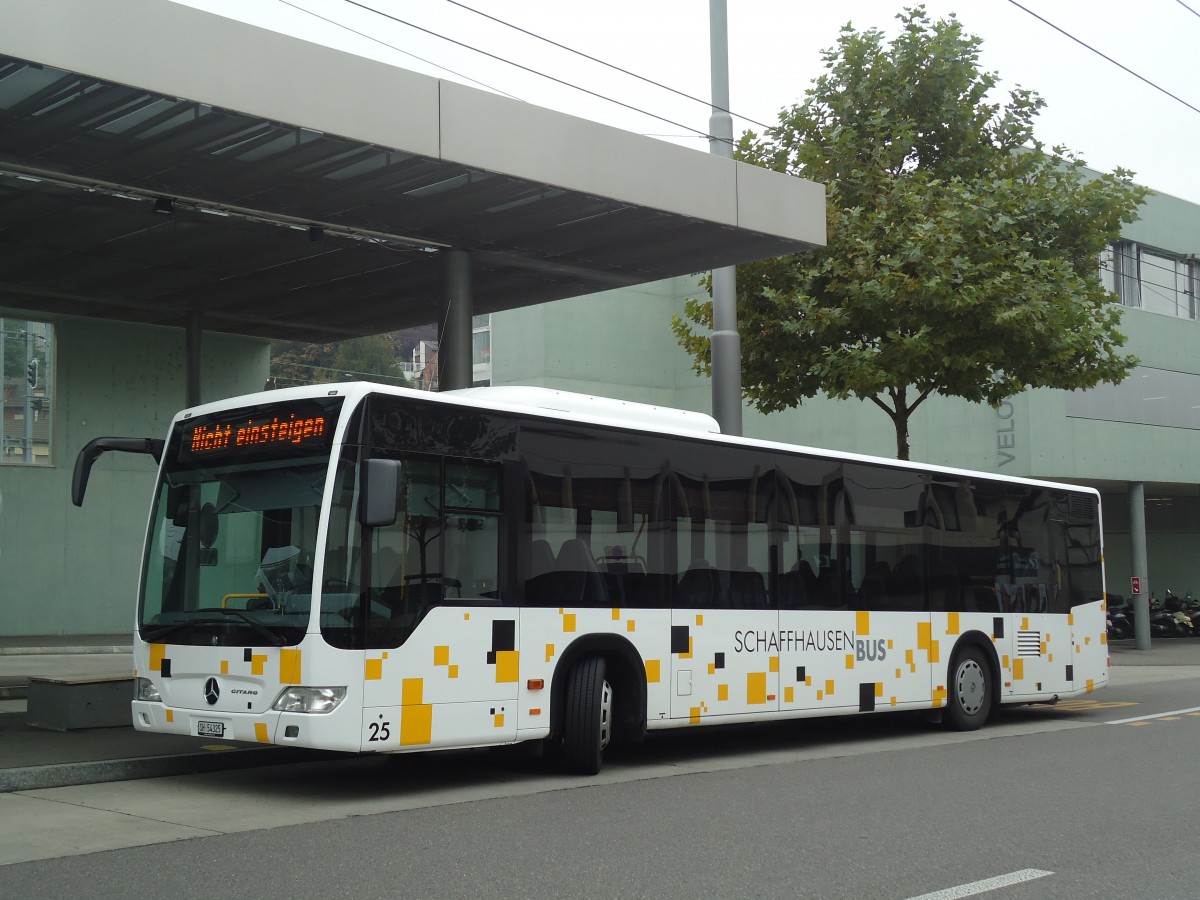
[73,382,1109,774]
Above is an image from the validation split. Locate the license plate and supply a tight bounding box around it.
[197,720,225,737]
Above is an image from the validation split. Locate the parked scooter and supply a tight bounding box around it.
[1179,591,1200,637]
[1107,603,1134,639]
[1147,593,1178,637]
[1162,590,1196,638]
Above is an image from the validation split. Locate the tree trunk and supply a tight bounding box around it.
[893,409,911,461]
[871,386,929,461]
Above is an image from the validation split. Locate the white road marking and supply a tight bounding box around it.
[1106,704,1200,725]
[905,868,1053,900]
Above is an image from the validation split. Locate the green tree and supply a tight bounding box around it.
[270,334,409,389]
[332,334,408,387]
[270,340,339,388]
[673,6,1147,459]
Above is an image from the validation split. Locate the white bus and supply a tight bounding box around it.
[73,382,1109,774]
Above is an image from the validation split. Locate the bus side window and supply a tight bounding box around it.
[444,513,499,601]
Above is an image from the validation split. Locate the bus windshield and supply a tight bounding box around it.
[138,396,343,646]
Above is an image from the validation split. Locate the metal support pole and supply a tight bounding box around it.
[22,327,33,462]
[186,311,202,408]
[439,249,473,392]
[708,0,742,436]
[1129,481,1151,650]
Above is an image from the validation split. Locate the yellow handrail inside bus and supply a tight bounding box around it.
[222,593,271,609]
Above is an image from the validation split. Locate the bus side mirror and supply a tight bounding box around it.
[360,458,404,527]
[72,437,165,507]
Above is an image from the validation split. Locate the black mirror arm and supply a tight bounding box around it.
[72,437,165,507]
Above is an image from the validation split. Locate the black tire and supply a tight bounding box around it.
[945,645,993,731]
[563,656,611,775]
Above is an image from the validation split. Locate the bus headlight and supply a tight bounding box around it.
[135,677,162,703]
[272,686,346,714]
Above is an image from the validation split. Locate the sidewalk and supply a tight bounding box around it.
[0,636,338,792]
[2,635,1199,793]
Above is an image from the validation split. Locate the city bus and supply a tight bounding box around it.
[72,382,1109,774]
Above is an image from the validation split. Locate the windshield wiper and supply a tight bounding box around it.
[142,610,286,647]
[214,608,287,646]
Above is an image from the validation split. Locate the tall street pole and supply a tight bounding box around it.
[708,0,742,436]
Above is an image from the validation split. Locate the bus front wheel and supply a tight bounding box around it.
[945,645,993,730]
[563,656,612,775]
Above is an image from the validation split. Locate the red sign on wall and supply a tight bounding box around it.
[1131,576,1142,596]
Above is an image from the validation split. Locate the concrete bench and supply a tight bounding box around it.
[26,674,134,730]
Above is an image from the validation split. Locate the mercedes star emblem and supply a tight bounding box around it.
[204,677,220,706]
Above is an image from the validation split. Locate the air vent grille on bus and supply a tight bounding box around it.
[1069,495,1096,522]
[1017,630,1042,657]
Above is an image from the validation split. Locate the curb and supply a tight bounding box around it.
[0,683,28,701]
[0,746,343,793]
[0,646,131,657]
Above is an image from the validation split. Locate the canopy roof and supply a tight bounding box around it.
[0,0,824,343]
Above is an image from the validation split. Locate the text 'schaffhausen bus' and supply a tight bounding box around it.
[73,383,1109,774]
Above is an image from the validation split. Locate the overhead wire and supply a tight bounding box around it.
[1174,0,1200,20]
[342,0,741,154]
[1004,0,1200,117]
[276,0,523,100]
[440,0,777,134]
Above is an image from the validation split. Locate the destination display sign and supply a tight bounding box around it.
[175,398,343,466]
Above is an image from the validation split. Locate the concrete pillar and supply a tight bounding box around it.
[438,249,473,391]
[708,0,742,436]
[1129,481,1151,650]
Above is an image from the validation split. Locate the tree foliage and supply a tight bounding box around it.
[271,334,409,389]
[672,6,1147,459]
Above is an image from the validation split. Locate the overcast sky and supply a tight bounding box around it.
[178,0,1200,206]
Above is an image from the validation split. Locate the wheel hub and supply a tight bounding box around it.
[956,659,985,716]
[599,679,612,750]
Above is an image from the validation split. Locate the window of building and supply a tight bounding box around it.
[1067,366,1200,430]
[472,315,492,387]
[1,318,53,466]
[1108,240,1197,319]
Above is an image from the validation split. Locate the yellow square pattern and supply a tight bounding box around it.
[495,649,519,683]
[279,648,302,684]
[645,659,661,683]
[402,678,424,706]
[747,672,767,704]
[400,705,432,745]
[857,610,870,635]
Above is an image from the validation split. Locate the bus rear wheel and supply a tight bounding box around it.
[563,656,612,775]
[946,645,992,730]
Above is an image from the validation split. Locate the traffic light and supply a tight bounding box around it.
[26,358,38,389]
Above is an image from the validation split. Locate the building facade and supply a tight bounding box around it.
[0,319,269,636]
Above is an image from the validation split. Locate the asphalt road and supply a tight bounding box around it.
[2,667,1198,900]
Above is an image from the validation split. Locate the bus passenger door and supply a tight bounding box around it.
[358,452,519,751]
[670,604,779,722]
[996,548,1059,700]
[361,607,520,751]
